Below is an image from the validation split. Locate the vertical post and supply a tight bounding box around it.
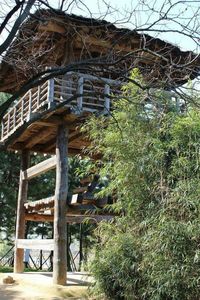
[13,107,16,130]
[21,97,24,123]
[14,150,29,273]
[48,78,55,109]
[66,224,72,271]
[37,85,41,109]
[104,84,110,114]
[79,223,83,271]
[1,119,4,140]
[28,90,32,120]
[53,124,68,285]
[7,113,10,134]
[77,77,83,112]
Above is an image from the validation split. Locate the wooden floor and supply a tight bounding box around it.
[2,106,91,155]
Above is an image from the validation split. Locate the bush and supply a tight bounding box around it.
[90,221,143,300]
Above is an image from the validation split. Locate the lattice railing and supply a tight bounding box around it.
[1,72,121,142]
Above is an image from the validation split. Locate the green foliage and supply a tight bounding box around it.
[90,219,143,300]
[84,70,200,300]
[0,266,13,273]
[0,150,20,241]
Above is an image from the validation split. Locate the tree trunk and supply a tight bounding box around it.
[53,125,68,285]
[14,150,29,273]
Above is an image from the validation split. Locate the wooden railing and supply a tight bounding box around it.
[1,72,121,141]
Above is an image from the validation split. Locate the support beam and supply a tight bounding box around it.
[25,213,114,223]
[53,125,68,285]
[14,150,29,273]
[22,156,56,180]
[24,196,54,212]
[16,239,54,251]
[25,127,55,149]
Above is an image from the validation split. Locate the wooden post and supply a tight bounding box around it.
[104,84,110,114]
[28,90,32,120]
[14,150,29,273]
[13,107,16,129]
[21,97,24,122]
[53,125,68,285]
[1,119,4,140]
[79,223,83,271]
[66,224,72,271]
[37,85,41,108]
[77,76,83,112]
[48,78,55,109]
[7,113,10,133]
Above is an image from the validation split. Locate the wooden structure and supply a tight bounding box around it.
[0,9,199,285]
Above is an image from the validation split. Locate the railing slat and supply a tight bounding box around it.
[77,76,84,112]
[48,78,55,108]
[1,120,4,140]
[28,90,32,120]
[104,84,110,113]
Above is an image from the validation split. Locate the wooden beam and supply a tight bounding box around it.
[14,150,29,273]
[53,124,68,285]
[16,239,54,251]
[69,131,83,143]
[25,127,55,149]
[35,116,66,127]
[25,213,54,222]
[24,196,54,212]
[38,20,65,34]
[22,156,56,180]
[42,129,81,153]
[25,213,114,223]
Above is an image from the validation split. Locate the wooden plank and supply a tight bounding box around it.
[14,150,29,273]
[22,156,56,180]
[53,124,68,285]
[24,196,55,212]
[38,20,65,33]
[104,84,110,113]
[16,239,54,251]
[25,127,55,149]
[37,85,41,108]
[69,131,83,143]
[28,90,32,120]
[66,71,121,86]
[1,120,4,140]
[48,78,55,108]
[25,213,114,223]
[77,76,83,111]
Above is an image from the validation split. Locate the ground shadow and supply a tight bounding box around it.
[0,284,22,300]
[25,272,92,286]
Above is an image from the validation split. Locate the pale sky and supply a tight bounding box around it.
[48,0,200,53]
[0,0,199,53]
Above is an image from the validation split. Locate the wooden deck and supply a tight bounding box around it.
[1,72,120,154]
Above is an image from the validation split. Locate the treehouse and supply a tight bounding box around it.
[0,9,199,285]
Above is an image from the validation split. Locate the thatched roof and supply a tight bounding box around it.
[0,9,199,93]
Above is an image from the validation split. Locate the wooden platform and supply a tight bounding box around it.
[0,72,120,155]
[3,108,90,155]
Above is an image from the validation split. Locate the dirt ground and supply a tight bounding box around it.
[0,272,91,300]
